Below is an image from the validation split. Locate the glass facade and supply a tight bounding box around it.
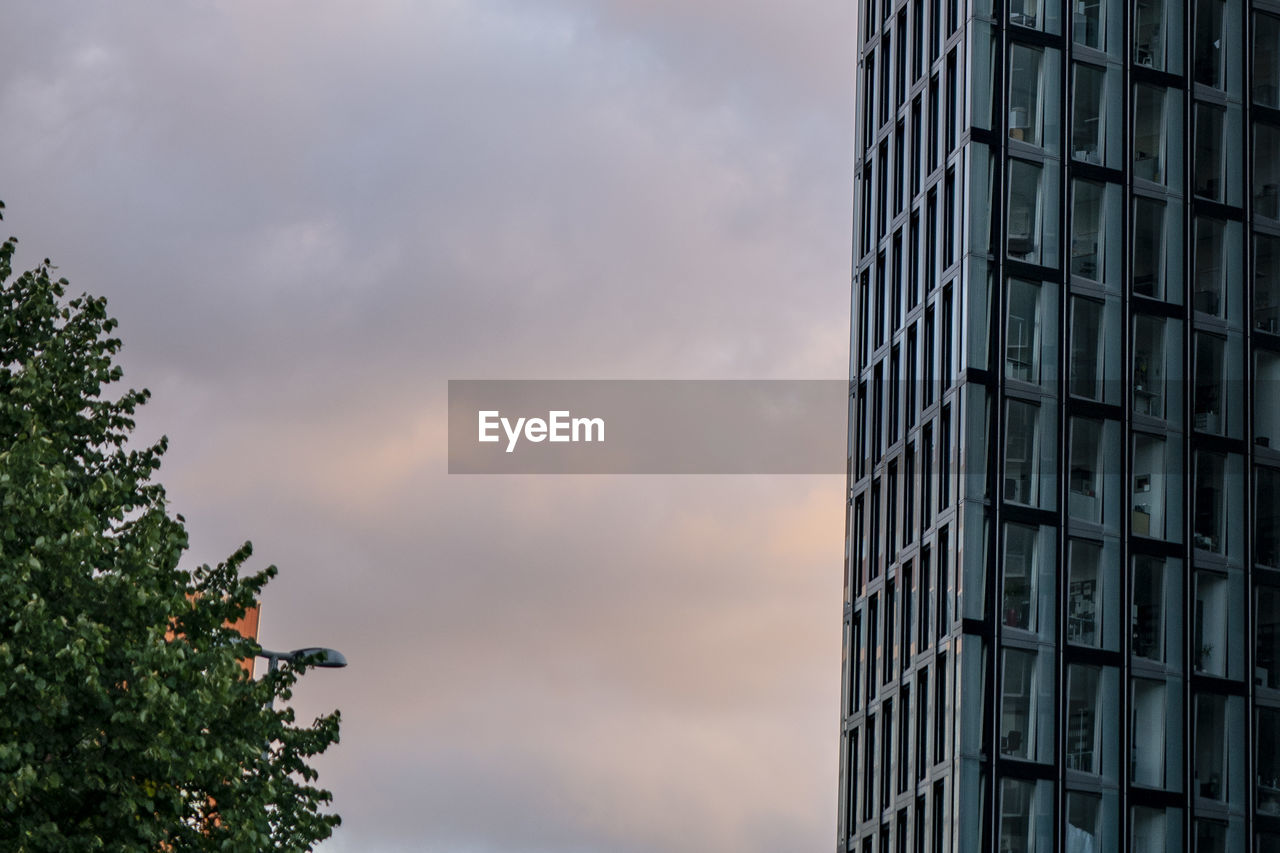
[838,0,1279,850]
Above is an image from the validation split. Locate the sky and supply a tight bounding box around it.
[0,2,856,851]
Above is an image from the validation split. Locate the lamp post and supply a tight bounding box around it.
[255,647,346,714]
[257,647,348,675]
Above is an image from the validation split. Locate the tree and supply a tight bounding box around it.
[0,202,341,851]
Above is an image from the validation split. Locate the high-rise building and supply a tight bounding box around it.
[837,0,1280,849]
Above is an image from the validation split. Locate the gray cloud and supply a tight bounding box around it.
[0,1,854,850]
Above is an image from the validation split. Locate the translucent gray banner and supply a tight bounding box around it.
[448,380,850,474]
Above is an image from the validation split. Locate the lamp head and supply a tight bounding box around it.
[288,647,348,668]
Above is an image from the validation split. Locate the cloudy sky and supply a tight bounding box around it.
[0,2,855,850]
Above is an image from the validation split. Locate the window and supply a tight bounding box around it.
[946,52,957,152]
[892,236,903,340]
[851,611,863,711]
[1256,587,1280,688]
[1193,452,1226,554]
[894,132,905,217]
[1193,334,1225,435]
[1003,524,1039,632]
[916,671,929,781]
[1259,707,1280,815]
[1196,820,1227,852]
[881,35,892,127]
[896,12,907,108]
[886,579,897,682]
[1194,219,1226,317]
[922,424,933,529]
[1071,180,1104,281]
[876,260,887,349]
[906,323,918,428]
[1009,45,1043,146]
[1069,298,1104,399]
[1066,794,1103,853]
[924,305,935,406]
[1132,679,1171,787]
[864,713,877,820]
[1133,434,1170,539]
[857,383,868,479]
[1259,468,1280,569]
[1069,418,1103,523]
[904,449,916,545]
[1132,555,1173,663]
[861,169,874,257]
[1075,0,1104,48]
[878,146,889,239]
[871,476,882,574]
[913,0,924,82]
[999,781,1051,851]
[907,101,921,198]
[1132,807,1172,851]
[934,653,947,762]
[881,699,893,806]
[930,0,941,60]
[939,406,951,510]
[1194,0,1225,88]
[1255,123,1280,221]
[1193,104,1225,201]
[1005,400,1040,505]
[973,25,998,132]
[1066,665,1101,773]
[945,170,956,267]
[1194,694,1228,800]
[925,190,938,294]
[846,731,859,836]
[1256,12,1280,108]
[1010,0,1041,29]
[928,78,939,172]
[863,57,876,149]
[853,498,865,593]
[1257,235,1280,335]
[1133,315,1167,419]
[858,272,870,368]
[1194,572,1228,674]
[888,461,899,561]
[909,213,921,310]
[919,547,932,650]
[1000,649,1036,759]
[931,781,945,852]
[1134,85,1166,184]
[1006,279,1042,383]
[999,779,1032,852]
[1262,355,1280,443]
[903,561,914,658]
[1072,64,1105,164]
[1133,197,1165,297]
[1007,160,1042,260]
[1135,0,1167,69]
[868,595,880,699]
[1067,540,1102,646]
[937,527,950,636]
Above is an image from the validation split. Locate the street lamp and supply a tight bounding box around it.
[253,646,346,738]
[257,646,348,674]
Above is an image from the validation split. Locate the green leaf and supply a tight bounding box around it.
[0,201,341,851]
